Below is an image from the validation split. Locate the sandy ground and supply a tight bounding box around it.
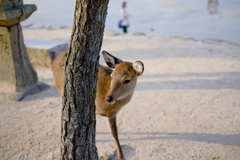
[0,29,240,160]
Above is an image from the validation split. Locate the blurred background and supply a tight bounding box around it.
[22,0,240,42]
[1,1,240,159]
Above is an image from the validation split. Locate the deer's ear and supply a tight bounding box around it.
[133,61,144,76]
[102,51,123,69]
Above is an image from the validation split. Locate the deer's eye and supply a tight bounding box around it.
[124,80,130,84]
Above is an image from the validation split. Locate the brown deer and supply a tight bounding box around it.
[52,51,144,160]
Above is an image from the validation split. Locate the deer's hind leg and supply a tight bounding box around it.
[108,115,125,160]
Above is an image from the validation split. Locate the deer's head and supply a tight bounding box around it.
[102,51,144,104]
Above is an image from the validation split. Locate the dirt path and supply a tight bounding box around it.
[0,33,240,160]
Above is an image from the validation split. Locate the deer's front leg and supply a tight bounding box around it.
[108,115,125,160]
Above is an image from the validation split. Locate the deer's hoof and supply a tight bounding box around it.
[119,155,126,160]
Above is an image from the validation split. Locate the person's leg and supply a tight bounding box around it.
[122,26,127,34]
[125,27,128,33]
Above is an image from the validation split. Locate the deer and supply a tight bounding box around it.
[52,51,144,160]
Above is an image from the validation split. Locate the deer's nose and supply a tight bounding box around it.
[106,96,113,102]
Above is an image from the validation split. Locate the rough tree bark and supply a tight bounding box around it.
[60,0,109,159]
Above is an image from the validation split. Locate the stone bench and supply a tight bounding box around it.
[24,39,68,68]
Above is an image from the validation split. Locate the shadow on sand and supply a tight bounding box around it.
[106,47,240,60]
[97,132,240,147]
[136,72,240,90]
[22,84,61,101]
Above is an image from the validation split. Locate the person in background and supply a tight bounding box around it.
[120,2,131,34]
[208,0,219,14]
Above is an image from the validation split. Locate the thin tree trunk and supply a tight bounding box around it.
[60,0,109,159]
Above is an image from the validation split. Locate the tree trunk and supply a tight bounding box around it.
[60,0,109,159]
